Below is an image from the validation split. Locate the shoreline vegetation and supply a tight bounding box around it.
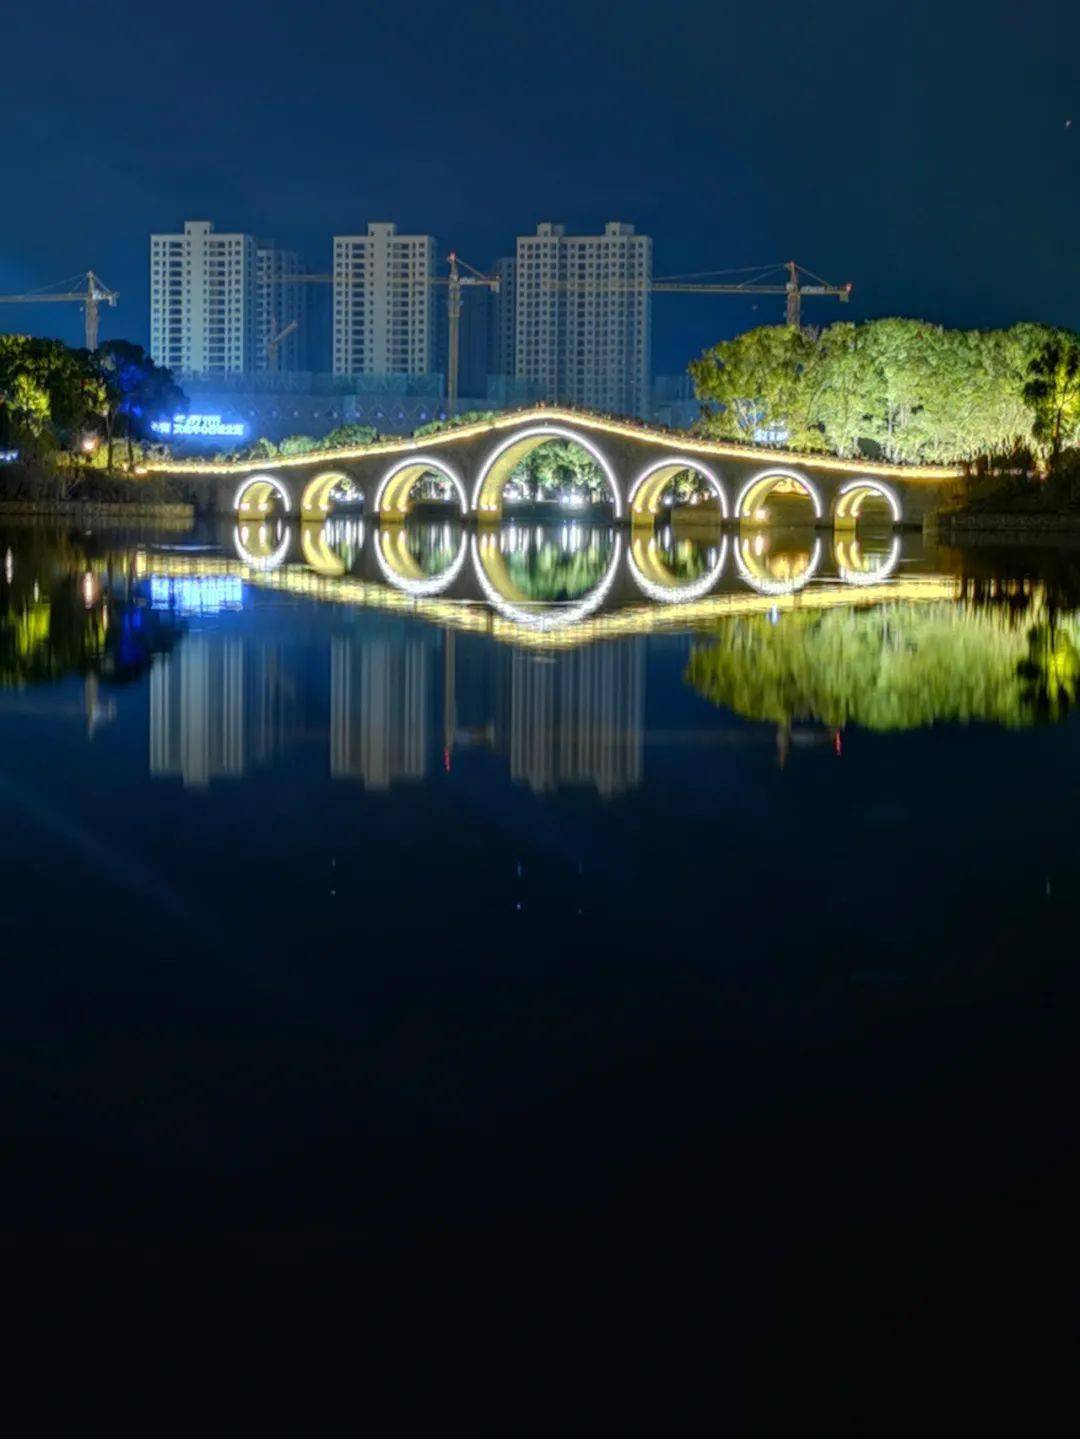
[3,322,1080,528]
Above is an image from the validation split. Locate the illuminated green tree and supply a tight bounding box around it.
[1023,337,1080,465]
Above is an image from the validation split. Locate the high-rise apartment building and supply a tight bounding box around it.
[255,242,307,373]
[514,221,652,417]
[332,222,435,377]
[149,220,257,375]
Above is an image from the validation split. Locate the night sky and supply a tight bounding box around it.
[3,0,1077,372]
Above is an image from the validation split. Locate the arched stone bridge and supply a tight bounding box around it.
[147,406,962,529]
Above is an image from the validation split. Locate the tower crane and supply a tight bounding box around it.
[265,318,300,371]
[429,253,500,412]
[268,252,500,410]
[550,260,852,328]
[0,271,118,350]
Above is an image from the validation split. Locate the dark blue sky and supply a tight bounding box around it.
[2,0,1077,371]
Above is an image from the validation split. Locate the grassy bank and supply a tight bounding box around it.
[0,462,216,515]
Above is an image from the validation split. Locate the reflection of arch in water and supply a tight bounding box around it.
[300,519,366,577]
[470,531,623,631]
[300,470,363,520]
[628,532,728,603]
[374,455,468,520]
[735,467,822,524]
[836,534,901,586]
[834,479,901,528]
[234,473,292,518]
[734,534,822,595]
[627,456,728,524]
[471,426,621,520]
[234,522,292,571]
[374,525,469,596]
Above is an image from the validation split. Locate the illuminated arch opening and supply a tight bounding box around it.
[300,470,363,520]
[472,426,621,520]
[734,533,822,595]
[234,521,292,571]
[374,523,469,596]
[628,530,728,603]
[374,455,468,521]
[628,457,727,525]
[834,479,902,529]
[735,468,822,526]
[234,473,292,519]
[471,530,623,631]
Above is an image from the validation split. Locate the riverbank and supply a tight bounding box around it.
[0,499,194,521]
[936,512,1080,537]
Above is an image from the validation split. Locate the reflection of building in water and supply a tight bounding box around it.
[150,637,296,786]
[501,641,644,796]
[330,638,429,787]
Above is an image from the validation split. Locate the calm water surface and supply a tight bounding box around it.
[3,516,1079,1412]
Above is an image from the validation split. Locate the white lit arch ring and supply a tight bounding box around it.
[836,478,902,524]
[373,454,469,516]
[471,425,622,518]
[627,456,728,518]
[233,473,292,514]
[734,467,823,521]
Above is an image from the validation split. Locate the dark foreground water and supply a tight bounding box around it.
[3,517,1079,1421]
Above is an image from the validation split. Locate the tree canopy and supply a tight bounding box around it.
[689,320,1080,466]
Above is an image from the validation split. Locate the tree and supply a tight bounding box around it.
[0,335,105,456]
[278,434,320,456]
[513,439,606,502]
[324,422,377,449]
[690,326,820,445]
[96,340,186,469]
[1023,336,1080,466]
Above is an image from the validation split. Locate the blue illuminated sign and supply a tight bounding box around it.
[150,414,248,438]
[149,575,244,614]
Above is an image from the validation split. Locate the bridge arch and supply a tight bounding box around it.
[735,467,822,525]
[833,478,902,527]
[472,425,621,520]
[300,470,363,521]
[627,457,727,524]
[374,455,468,521]
[234,473,292,519]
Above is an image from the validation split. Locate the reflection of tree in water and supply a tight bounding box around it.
[500,523,615,601]
[401,519,464,577]
[686,603,1080,730]
[1,531,180,687]
[1018,623,1080,722]
[652,527,721,581]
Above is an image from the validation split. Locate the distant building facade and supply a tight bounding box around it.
[332,222,435,376]
[255,242,307,373]
[150,220,257,375]
[514,222,651,417]
[488,256,517,385]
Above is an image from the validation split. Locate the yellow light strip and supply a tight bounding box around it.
[141,406,964,483]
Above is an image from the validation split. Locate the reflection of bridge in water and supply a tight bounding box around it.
[141,517,962,792]
[206,515,958,645]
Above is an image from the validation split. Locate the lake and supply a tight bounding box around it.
[3,515,1078,1417]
